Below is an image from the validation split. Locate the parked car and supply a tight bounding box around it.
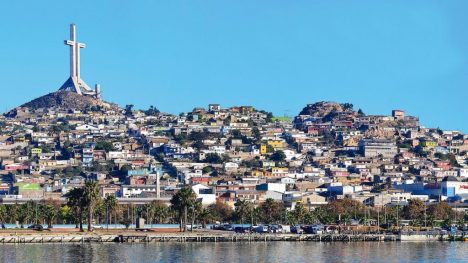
[303,224,324,234]
[255,225,269,233]
[211,224,234,231]
[269,225,283,233]
[28,224,43,231]
[187,224,202,231]
[279,225,291,233]
[291,225,304,234]
[234,227,251,233]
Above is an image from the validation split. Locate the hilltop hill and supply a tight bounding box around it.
[298,101,356,122]
[4,91,120,117]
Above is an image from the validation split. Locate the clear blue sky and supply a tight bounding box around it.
[1,1,467,131]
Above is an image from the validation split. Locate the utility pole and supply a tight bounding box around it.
[377,206,380,234]
[424,201,427,229]
[106,203,109,230]
[384,205,387,225]
[396,201,399,230]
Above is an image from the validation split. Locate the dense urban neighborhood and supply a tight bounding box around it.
[0,94,467,232]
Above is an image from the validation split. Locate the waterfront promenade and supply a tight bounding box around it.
[0,229,463,243]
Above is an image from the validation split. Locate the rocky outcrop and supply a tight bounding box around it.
[298,101,355,122]
[4,91,120,117]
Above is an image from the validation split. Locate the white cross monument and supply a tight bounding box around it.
[59,24,101,99]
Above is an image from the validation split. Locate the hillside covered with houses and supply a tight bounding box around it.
[0,97,467,228]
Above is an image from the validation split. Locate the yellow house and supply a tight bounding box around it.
[260,144,267,155]
[271,167,288,176]
[13,136,26,143]
[267,140,285,149]
[251,170,264,177]
[343,137,358,147]
[420,141,437,148]
[31,148,42,155]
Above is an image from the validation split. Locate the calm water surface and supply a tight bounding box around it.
[0,242,467,263]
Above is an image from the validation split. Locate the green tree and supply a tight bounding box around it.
[60,205,72,224]
[265,112,273,123]
[170,187,197,232]
[293,203,308,224]
[41,204,58,229]
[198,207,216,228]
[144,105,160,116]
[18,201,35,228]
[304,211,319,224]
[341,103,354,111]
[125,104,134,116]
[357,108,365,116]
[204,153,223,164]
[402,199,425,224]
[189,201,203,231]
[209,201,234,222]
[104,195,118,226]
[428,202,453,221]
[66,188,85,231]
[83,181,101,231]
[260,198,283,224]
[60,143,74,160]
[151,200,169,224]
[320,199,366,224]
[7,204,19,227]
[270,150,286,163]
[234,199,253,225]
[252,127,261,142]
[94,141,114,152]
[241,158,262,168]
[0,205,7,228]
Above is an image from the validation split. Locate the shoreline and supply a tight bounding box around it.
[0,231,464,243]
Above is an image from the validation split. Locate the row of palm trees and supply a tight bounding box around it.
[1,185,464,231]
[0,200,61,229]
[168,189,468,230]
[65,181,101,231]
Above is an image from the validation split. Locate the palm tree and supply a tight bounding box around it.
[170,187,197,232]
[151,200,169,225]
[8,204,19,227]
[0,205,7,228]
[189,201,202,231]
[66,187,85,231]
[139,203,153,226]
[94,202,106,226]
[104,195,117,228]
[41,204,57,229]
[83,181,101,231]
[18,201,35,228]
[198,207,215,228]
[260,198,283,224]
[293,203,308,224]
[249,207,262,225]
[234,199,253,225]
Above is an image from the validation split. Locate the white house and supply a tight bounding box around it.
[191,184,216,205]
[75,124,99,131]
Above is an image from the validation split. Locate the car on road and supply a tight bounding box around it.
[291,225,304,234]
[27,224,44,231]
[212,224,234,231]
[234,227,251,233]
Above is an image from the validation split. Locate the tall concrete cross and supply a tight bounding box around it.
[59,24,99,97]
[66,24,86,82]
